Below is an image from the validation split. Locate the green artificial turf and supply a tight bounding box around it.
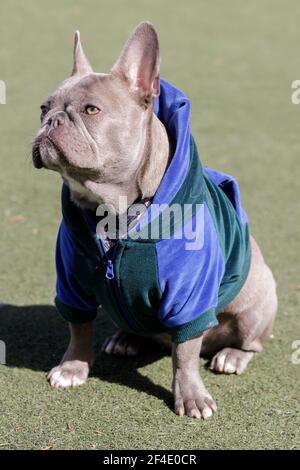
[0,0,299,450]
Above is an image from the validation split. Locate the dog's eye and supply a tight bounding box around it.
[84,105,100,115]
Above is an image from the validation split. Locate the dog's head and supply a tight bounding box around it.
[32,22,163,209]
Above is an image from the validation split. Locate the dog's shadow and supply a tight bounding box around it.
[0,304,173,409]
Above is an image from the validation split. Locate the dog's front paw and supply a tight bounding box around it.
[173,370,217,419]
[47,360,90,388]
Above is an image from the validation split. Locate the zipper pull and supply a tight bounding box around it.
[105,259,115,279]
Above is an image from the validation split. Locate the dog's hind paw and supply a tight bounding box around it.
[47,360,90,388]
[101,330,142,356]
[210,347,254,375]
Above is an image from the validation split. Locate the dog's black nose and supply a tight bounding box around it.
[48,112,66,130]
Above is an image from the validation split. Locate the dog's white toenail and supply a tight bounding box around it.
[51,371,61,381]
[217,354,226,370]
[224,362,236,373]
[202,407,213,419]
[72,377,84,387]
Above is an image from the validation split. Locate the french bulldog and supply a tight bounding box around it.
[32,22,277,419]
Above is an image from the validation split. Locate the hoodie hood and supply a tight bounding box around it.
[152,79,192,205]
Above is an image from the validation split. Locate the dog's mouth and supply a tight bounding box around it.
[32,135,101,185]
[32,135,65,170]
[32,140,44,169]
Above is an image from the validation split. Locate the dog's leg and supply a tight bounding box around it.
[172,335,217,419]
[204,236,277,374]
[48,322,94,388]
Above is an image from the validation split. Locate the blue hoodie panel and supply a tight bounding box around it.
[156,203,225,328]
[56,221,98,316]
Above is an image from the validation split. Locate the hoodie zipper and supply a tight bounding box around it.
[98,238,137,331]
[105,259,114,280]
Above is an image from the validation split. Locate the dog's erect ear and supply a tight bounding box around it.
[111,22,160,102]
[71,31,93,77]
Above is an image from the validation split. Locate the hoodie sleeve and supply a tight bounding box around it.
[55,220,98,323]
[170,308,218,343]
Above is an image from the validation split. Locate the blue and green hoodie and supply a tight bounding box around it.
[55,79,251,343]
